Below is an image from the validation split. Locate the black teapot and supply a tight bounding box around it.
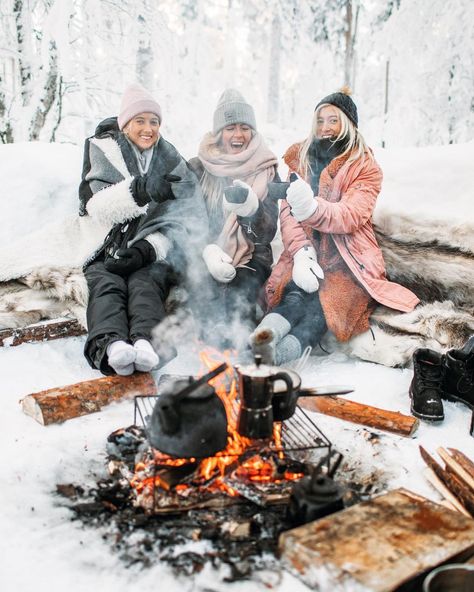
[147,363,228,459]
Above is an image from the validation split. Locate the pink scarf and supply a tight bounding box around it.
[198,132,277,267]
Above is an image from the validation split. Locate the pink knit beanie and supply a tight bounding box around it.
[118,83,162,130]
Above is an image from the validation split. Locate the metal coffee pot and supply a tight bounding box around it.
[235,355,295,439]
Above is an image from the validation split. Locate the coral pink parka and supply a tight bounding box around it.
[265,143,419,313]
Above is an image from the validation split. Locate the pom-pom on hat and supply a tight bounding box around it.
[315,86,358,127]
[213,89,257,134]
[118,83,162,130]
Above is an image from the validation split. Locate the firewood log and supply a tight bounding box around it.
[447,448,474,481]
[299,396,419,437]
[419,446,474,516]
[437,447,474,491]
[424,468,471,517]
[0,318,86,347]
[20,373,157,425]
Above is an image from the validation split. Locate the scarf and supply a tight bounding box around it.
[198,132,277,267]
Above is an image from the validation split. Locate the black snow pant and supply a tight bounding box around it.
[198,256,271,347]
[271,281,327,350]
[84,260,175,375]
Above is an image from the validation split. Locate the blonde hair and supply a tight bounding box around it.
[297,104,371,179]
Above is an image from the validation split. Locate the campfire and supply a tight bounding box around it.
[128,349,333,513]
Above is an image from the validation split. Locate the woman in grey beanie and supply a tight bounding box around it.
[188,89,280,348]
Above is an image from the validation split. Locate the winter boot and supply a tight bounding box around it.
[107,340,136,376]
[409,348,445,422]
[275,334,302,366]
[443,335,474,410]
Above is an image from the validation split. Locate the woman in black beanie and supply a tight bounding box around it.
[252,88,419,364]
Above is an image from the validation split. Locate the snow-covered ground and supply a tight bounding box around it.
[1,338,473,592]
[0,140,474,591]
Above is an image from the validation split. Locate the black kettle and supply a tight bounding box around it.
[147,363,229,459]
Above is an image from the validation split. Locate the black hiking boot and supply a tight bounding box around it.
[443,335,474,410]
[409,348,445,422]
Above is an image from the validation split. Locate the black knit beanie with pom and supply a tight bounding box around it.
[315,86,358,127]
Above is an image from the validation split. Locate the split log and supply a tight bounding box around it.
[20,372,157,426]
[279,489,474,592]
[437,447,474,491]
[0,318,86,347]
[419,446,474,516]
[424,468,471,517]
[447,447,474,480]
[299,396,419,437]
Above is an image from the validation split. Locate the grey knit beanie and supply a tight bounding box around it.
[213,89,256,134]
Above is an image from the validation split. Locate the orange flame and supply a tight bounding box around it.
[130,346,304,500]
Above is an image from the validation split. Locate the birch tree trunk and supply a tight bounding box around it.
[136,1,154,86]
[267,12,281,124]
[13,0,34,107]
[29,40,59,140]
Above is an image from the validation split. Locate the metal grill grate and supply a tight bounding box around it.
[134,394,331,456]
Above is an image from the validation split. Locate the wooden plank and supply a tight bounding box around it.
[299,395,419,437]
[20,372,157,425]
[0,318,86,347]
[279,489,474,592]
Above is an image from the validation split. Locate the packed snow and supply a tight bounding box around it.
[0,141,473,592]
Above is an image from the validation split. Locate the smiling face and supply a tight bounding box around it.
[316,105,342,140]
[124,112,160,151]
[221,123,253,154]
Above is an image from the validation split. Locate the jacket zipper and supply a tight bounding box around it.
[344,236,365,270]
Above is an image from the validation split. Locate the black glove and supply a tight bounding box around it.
[130,174,182,206]
[104,239,156,277]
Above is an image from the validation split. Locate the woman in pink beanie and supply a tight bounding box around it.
[79,83,206,376]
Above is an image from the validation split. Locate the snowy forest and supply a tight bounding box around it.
[0,0,472,155]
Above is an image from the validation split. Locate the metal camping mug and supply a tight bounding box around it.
[422,563,474,592]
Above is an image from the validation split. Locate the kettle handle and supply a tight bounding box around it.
[269,371,294,397]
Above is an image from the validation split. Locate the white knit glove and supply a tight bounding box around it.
[223,180,259,217]
[202,244,236,283]
[286,177,318,221]
[292,246,324,293]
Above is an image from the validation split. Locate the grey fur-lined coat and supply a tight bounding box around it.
[79,119,208,271]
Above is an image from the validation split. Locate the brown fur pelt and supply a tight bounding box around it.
[377,231,474,307]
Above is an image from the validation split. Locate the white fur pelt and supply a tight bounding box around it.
[0,212,109,330]
[323,301,474,368]
[0,268,88,330]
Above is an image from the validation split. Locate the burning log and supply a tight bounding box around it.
[299,396,419,437]
[0,317,86,347]
[419,446,474,516]
[20,372,157,425]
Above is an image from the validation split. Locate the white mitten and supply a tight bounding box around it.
[292,246,324,293]
[202,244,236,283]
[286,177,318,221]
[223,179,259,217]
